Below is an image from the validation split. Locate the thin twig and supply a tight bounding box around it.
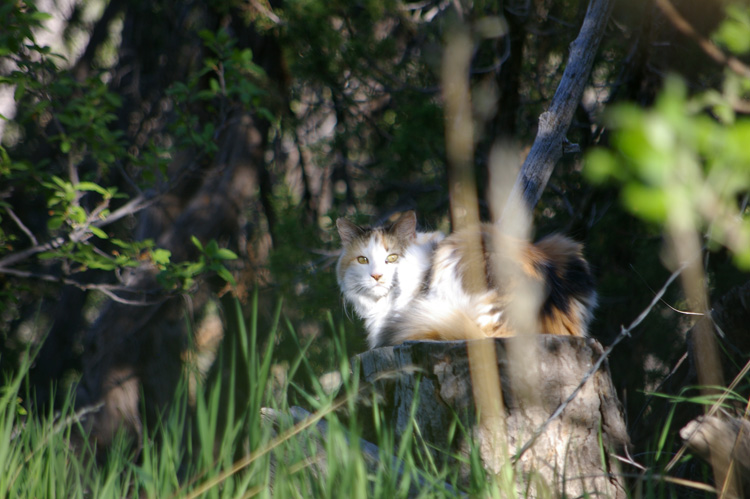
[512,263,686,464]
[4,206,38,245]
[0,266,165,306]
[91,194,155,227]
[629,264,704,316]
[655,0,750,80]
[247,0,282,25]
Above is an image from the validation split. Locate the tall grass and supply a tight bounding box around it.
[0,296,497,498]
[2,294,732,498]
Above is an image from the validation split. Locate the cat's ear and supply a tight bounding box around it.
[393,211,417,241]
[337,218,363,245]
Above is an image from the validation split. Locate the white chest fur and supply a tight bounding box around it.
[338,230,444,346]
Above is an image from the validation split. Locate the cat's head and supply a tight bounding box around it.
[336,211,417,300]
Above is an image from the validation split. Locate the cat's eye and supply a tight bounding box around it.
[356,256,368,264]
[386,254,399,263]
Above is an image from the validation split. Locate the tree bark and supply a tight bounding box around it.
[503,0,615,215]
[681,415,750,490]
[77,112,267,446]
[357,336,629,497]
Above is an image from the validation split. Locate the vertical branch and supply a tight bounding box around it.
[489,142,543,415]
[443,27,481,244]
[666,222,740,497]
[442,26,508,465]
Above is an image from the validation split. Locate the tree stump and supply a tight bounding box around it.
[357,336,629,497]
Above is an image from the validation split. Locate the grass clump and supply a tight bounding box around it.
[1,296,491,498]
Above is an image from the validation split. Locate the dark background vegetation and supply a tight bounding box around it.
[1,0,749,488]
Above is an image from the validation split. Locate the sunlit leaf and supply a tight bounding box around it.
[713,5,750,54]
[89,226,108,239]
[583,148,623,184]
[621,184,669,224]
[76,182,108,195]
[191,236,203,251]
[151,248,171,265]
[214,248,238,260]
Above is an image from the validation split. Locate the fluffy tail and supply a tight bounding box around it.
[530,234,597,336]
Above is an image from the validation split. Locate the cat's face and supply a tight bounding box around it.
[336,212,416,301]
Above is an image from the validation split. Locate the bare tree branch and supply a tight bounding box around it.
[0,266,165,306]
[5,206,37,245]
[502,0,615,215]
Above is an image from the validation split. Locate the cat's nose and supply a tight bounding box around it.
[371,273,383,282]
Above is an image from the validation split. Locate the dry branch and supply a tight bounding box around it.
[681,415,750,489]
[503,0,615,214]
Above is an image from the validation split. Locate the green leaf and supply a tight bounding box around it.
[191,235,203,251]
[47,216,64,230]
[713,5,750,55]
[76,181,108,196]
[13,81,25,101]
[30,11,53,22]
[214,248,238,260]
[151,248,172,265]
[15,398,27,416]
[733,247,750,270]
[621,184,669,224]
[209,78,220,93]
[51,175,68,189]
[68,205,86,224]
[198,29,216,45]
[110,238,133,249]
[583,148,623,184]
[87,259,117,270]
[60,140,72,154]
[216,265,237,285]
[89,226,108,239]
[184,261,205,277]
[182,277,195,290]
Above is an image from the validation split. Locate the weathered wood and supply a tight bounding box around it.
[503,0,615,215]
[681,415,750,490]
[357,336,629,497]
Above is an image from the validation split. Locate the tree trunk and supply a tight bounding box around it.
[77,112,267,447]
[357,336,629,497]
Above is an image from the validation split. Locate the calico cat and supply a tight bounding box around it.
[336,211,597,349]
